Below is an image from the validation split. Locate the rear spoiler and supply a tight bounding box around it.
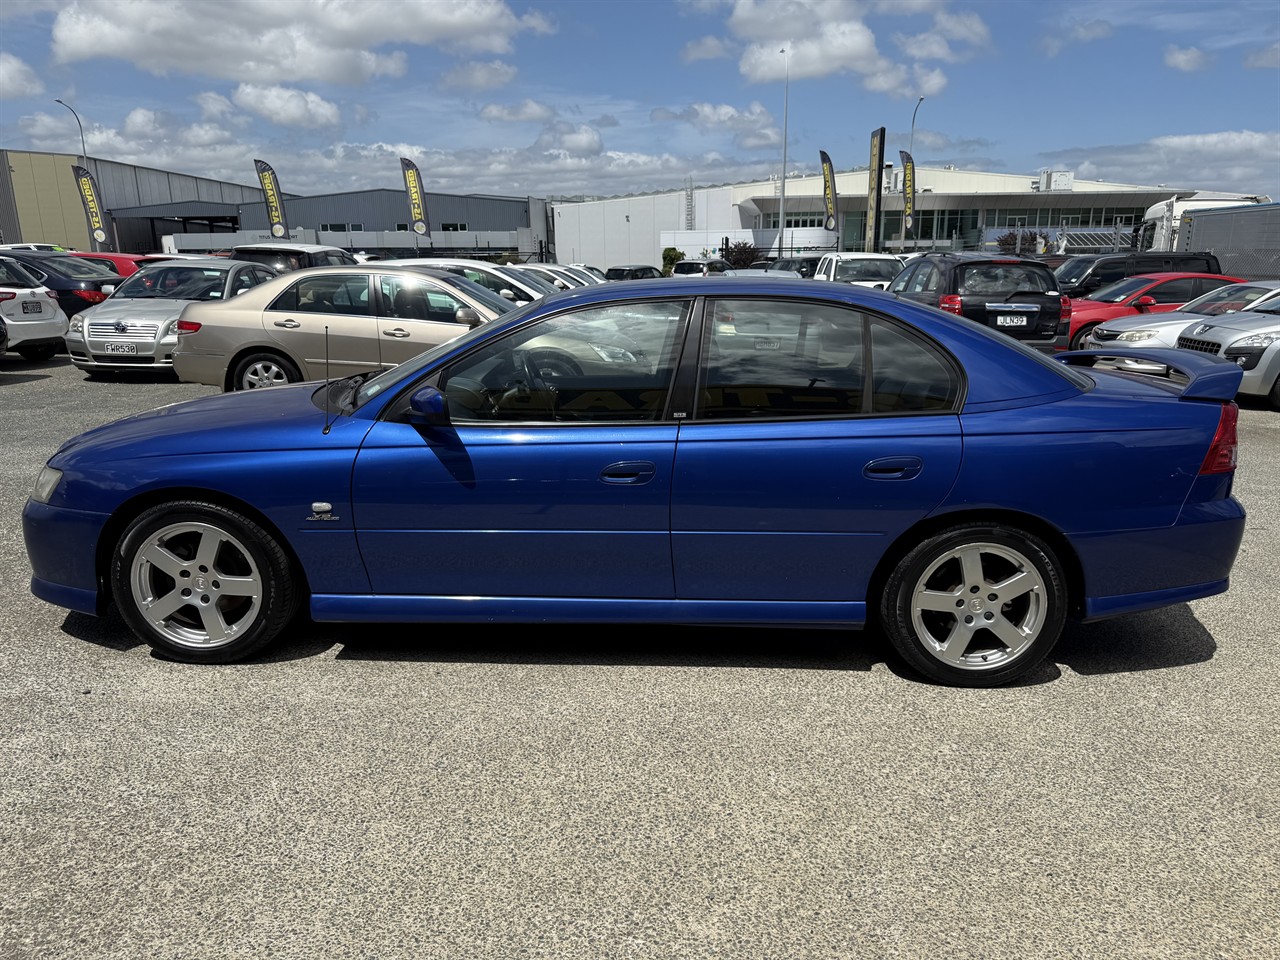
[1057,348,1243,402]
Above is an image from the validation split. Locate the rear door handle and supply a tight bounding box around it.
[863,456,923,480]
[273,319,301,328]
[600,461,656,484]
[383,328,411,338]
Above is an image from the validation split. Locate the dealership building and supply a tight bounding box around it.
[0,148,1260,266]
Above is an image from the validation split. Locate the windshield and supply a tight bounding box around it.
[1082,277,1152,303]
[0,259,41,288]
[498,264,555,294]
[354,301,541,407]
[113,265,229,300]
[835,260,901,282]
[1178,283,1277,316]
[1053,258,1098,284]
[40,256,120,279]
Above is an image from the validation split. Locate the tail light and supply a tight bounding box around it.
[72,289,108,304]
[1199,403,1239,475]
[0,292,14,302]
[1060,296,1072,320]
[938,294,963,315]
[175,319,202,335]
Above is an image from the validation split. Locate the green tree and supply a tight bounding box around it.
[661,247,686,276]
[725,240,762,269]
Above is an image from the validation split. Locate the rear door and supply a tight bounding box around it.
[956,261,1061,344]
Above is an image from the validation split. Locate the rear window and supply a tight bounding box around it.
[0,259,40,287]
[605,268,631,280]
[673,262,704,275]
[234,249,307,272]
[41,256,120,279]
[957,263,1055,296]
[1053,258,1098,284]
[834,259,901,282]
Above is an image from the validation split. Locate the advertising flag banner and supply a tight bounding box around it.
[253,159,290,239]
[865,127,885,253]
[400,158,430,236]
[72,165,112,252]
[819,150,838,233]
[899,150,916,236]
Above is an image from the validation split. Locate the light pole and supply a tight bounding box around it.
[909,96,924,158]
[54,98,88,168]
[776,46,789,258]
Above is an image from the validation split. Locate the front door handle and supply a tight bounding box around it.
[273,319,301,328]
[600,461,657,484]
[383,328,411,338]
[863,456,923,480]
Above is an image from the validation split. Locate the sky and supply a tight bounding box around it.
[1,0,1278,203]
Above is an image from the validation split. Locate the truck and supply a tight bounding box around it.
[1174,201,1280,280]
[1136,192,1270,252]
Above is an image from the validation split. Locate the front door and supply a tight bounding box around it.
[263,273,380,378]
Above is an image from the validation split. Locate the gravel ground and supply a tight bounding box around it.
[1,357,1276,960]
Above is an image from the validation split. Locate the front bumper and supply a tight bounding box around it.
[65,331,177,370]
[23,498,111,616]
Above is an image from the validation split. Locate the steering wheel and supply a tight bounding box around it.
[518,349,547,393]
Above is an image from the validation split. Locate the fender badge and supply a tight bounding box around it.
[307,501,340,521]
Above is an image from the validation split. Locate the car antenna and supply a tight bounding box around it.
[322,324,333,435]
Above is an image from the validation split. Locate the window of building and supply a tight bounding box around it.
[441,223,468,232]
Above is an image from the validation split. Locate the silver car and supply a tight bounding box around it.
[173,265,513,390]
[1175,302,1280,409]
[64,258,276,375]
[1083,280,1280,374]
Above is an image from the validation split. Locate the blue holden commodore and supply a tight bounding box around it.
[23,277,1246,687]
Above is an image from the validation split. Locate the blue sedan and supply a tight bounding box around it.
[23,278,1246,686]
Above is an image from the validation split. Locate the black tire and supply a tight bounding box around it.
[1069,324,1097,351]
[111,501,299,663]
[880,523,1068,687]
[18,342,58,361]
[1269,373,1280,412]
[231,352,302,391]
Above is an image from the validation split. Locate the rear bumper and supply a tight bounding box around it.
[1073,496,1246,621]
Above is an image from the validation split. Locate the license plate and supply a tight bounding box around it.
[995,316,1027,327]
[21,301,42,314]
[753,337,781,350]
[103,342,137,355]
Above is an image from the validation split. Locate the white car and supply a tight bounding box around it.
[381,257,550,304]
[0,256,68,360]
[1083,280,1280,372]
[813,252,905,288]
[1175,302,1280,409]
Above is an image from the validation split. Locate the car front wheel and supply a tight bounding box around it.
[881,523,1067,687]
[111,501,298,663]
[232,352,302,390]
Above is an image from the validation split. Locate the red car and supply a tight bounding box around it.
[1059,272,1243,350]
[68,251,176,277]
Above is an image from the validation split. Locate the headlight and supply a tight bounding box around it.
[1117,329,1157,342]
[589,342,639,363]
[1232,332,1280,349]
[69,315,84,334]
[31,465,63,504]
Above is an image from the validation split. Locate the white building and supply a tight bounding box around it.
[549,167,1255,269]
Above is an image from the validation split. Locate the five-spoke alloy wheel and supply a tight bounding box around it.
[112,501,298,663]
[882,523,1067,686]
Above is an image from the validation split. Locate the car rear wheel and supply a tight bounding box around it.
[232,352,301,390]
[18,343,58,361]
[111,501,298,663]
[881,523,1067,687]
[1069,324,1097,351]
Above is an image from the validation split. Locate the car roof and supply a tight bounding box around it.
[823,252,902,259]
[231,243,347,253]
[134,257,252,270]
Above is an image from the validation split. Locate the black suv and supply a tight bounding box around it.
[887,252,1065,351]
[1053,252,1222,298]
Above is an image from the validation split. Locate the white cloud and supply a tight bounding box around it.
[480,99,556,122]
[194,92,235,120]
[1165,46,1208,72]
[442,60,518,90]
[0,52,44,98]
[651,101,778,150]
[49,0,553,85]
[533,123,604,158]
[1245,41,1280,69]
[232,84,340,127]
[122,108,163,138]
[1043,18,1113,57]
[682,36,731,62]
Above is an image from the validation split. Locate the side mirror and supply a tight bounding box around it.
[455,306,483,328]
[500,288,516,301]
[102,284,116,295]
[407,385,449,426]
[1133,295,1157,311]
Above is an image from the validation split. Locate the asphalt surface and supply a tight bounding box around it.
[1,356,1276,960]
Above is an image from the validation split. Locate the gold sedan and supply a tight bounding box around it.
[172,265,514,391]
